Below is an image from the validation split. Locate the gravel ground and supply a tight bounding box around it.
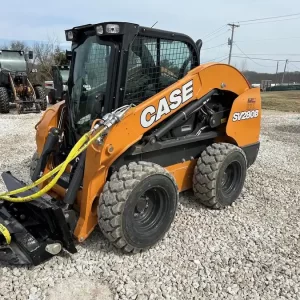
[0,109,300,300]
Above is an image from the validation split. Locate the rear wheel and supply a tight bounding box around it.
[98,161,178,253]
[193,143,247,209]
[34,86,47,111]
[0,87,10,114]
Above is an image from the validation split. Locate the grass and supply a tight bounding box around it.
[261,90,300,113]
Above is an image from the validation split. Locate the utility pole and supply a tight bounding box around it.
[281,59,288,84]
[275,61,279,86]
[228,23,240,65]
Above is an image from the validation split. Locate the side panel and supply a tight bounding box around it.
[74,63,253,241]
[165,160,196,192]
[226,87,261,147]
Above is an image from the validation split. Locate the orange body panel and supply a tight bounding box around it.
[35,62,261,241]
[35,103,63,155]
[165,160,197,192]
[226,87,261,146]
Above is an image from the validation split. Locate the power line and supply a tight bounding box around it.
[202,54,229,64]
[241,53,300,56]
[202,42,227,50]
[240,16,300,26]
[204,29,230,43]
[218,57,229,63]
[289,62,300,71]
[236,36,300,43]
[232,55,300,63]
[235,12,300,23]
[234,43,274,67]
[202,25,227,39]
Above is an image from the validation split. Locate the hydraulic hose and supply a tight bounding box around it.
[0,126,106,202]
[0,223,11,244]
[0,104,133,203]
[1,129,95,197]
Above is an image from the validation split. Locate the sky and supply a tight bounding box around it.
[1,0,300,73]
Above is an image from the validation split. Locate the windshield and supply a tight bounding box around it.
[70,36,112,132]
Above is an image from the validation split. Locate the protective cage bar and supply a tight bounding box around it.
[124,35,198,105]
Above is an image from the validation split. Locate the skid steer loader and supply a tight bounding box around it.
[0,22,261,266]
[0,49,48,114]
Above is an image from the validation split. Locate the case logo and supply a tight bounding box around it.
[140,80,194,128]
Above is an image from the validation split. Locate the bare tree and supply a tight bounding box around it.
[33,34,67,82]
[1,40,29,51]
[240,59,248,72]
[10,41,29,52]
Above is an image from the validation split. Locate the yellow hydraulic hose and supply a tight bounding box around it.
[0,223,11,244]
[0,125,106,202]
[2,133,87,197]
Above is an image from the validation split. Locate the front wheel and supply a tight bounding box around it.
[98,161,178,253]
[193,143,247,209]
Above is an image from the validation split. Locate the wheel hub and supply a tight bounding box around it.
[221,161,241,195]
[135,197,149,216]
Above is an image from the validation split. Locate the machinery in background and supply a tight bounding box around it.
[0,50,47,114]
[45,64,70,105]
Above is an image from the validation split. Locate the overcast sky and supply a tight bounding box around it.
[1,0,300,73]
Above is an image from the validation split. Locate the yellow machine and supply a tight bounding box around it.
[0,22,261,265]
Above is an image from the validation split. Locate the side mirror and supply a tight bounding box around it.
[28,51,33,60]
[66,50,72,61]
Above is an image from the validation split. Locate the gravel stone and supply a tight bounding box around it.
[0,109,300,300]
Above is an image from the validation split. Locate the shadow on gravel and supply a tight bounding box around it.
[179,190,214,211]
[77,227,132,257]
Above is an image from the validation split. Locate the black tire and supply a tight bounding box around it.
[48,90,56,105]
[34,86,47,111]
[0,87,10,114]
[98,161,178,253]
[193,143,247,209]
[30,151,39,181]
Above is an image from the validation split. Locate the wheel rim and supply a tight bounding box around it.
[132,187,167,234]
[221,161,242,195]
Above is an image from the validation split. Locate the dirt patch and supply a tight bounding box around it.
[46,277,113,300]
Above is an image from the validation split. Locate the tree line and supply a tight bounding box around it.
[242,70,300,85]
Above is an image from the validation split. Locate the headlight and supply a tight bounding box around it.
[96,25,104,35]
[106,24,120,34]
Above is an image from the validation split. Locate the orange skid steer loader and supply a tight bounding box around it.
[0,22,261,265]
